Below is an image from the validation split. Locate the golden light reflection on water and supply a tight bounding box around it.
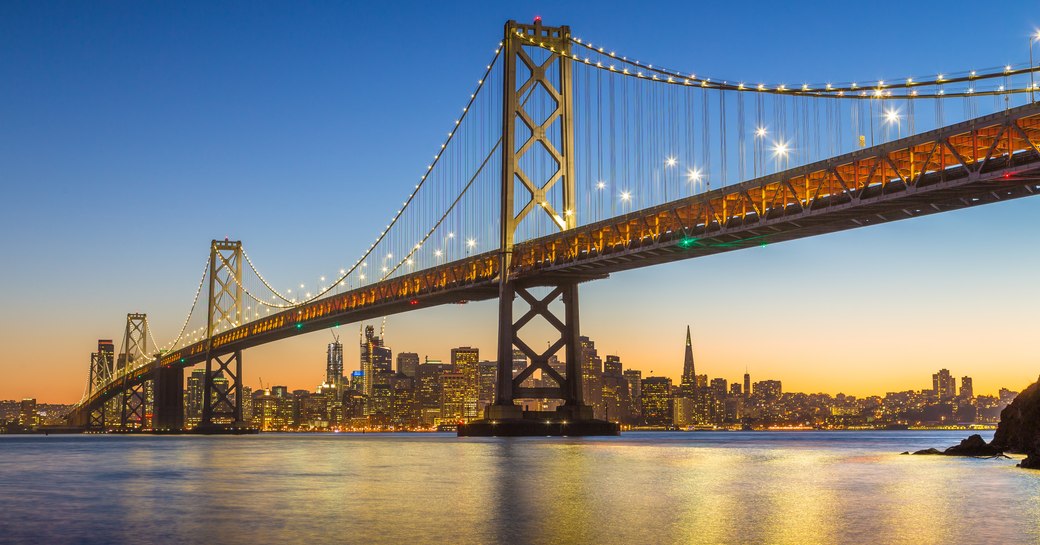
[2,432,1040,545]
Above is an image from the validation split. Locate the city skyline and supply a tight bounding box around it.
[3,1,1040,403]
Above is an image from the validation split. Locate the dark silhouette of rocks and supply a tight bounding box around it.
[909,436,1004,457]
[911,377,1040,468]
[991,378,1040,453]
[991,377,1040,468]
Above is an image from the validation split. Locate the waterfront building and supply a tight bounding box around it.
[641,376,673,426]
[673,396,696,427]
[451,347,480,420]
[478,360,497,415]
[185,368,205,428]
[18,399,37,429]
[579,336,603,418]
[440,371,468,423]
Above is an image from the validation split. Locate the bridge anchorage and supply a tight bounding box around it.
[67,16,1040,436]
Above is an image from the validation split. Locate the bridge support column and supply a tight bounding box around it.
[465,279,614,436]
[153,365,184,431]
[119,381,147,431]
[197,350,246,432]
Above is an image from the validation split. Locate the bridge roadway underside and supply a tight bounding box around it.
[541,154,1040,278]
[70,103,1040,427]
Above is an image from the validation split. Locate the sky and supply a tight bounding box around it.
[2,0,1040,403]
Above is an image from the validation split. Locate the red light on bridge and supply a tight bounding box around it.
[410,299,420,305]
[533,15,542,23]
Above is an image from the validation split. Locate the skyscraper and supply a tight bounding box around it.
[360,324,393,405]
[451,347,480,420]
[641,376,673,426]
[932,369,956,400]
[743,371,751,401]
[960,376,974,400]
[397,352,420,378]
[681,325,696,388]
[326,340,344,387]
[579,336,603,417]
[185,368,205,428]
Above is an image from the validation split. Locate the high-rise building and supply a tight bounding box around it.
[417,358,452,425]
[641,376,673,426]
[359,324,393,403]
[754,380,782,401]
[326,340,344,387]
[932,369,956,401]
[478,360,498,415]
[960,376,974,400]
[241,386,253,424]
[397,352,420,378]
[579,336,603,417]
[18,399,38,429]
[680,325,696,393]
[451,347,480,420]
[440,371,468,423]
[624,369,642,401]
[185,368,205,428]
[743,371,751,401]
[604,355,622,377]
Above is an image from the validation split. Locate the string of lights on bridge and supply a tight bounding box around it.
[556,31,1040,99]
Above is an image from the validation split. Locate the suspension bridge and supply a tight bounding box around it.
[66,19,1040,435]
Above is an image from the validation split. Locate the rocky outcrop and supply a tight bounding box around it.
[943,434,1004,456]
[991,377,1040,456]
[909,435,1003,456]
[908,376,1040,468]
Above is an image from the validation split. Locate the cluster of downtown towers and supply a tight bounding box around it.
[179,325,773,430]
[177,325,1013,431]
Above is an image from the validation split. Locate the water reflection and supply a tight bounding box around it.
[0,432,1038,544]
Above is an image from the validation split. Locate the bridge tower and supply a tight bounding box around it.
[472,19,616,435]
[87,339,115,429]
[199,239,246,430]
[118,313,150,430]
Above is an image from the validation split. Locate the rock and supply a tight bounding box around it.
[1017,439,1040,469]
[991,376,1040,454]
[1019,452,1040,469]
[943,434,1003,456]
[900,451,910,455]
[912,448,943,455]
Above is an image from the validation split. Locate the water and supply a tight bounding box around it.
[1,431,1037,544]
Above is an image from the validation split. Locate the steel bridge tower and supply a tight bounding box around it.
[199,239,246,430]
[118,313,150,430]
[87,339,115,429]
[472,19,617,435]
